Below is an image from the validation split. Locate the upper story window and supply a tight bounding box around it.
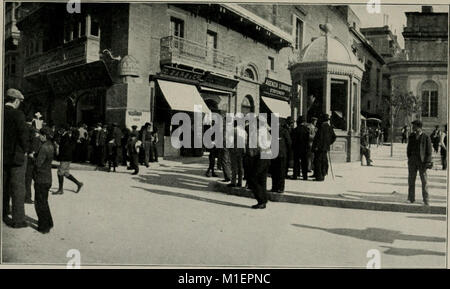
[267,56,275,71]
[206,30,217,49]
[170,17,184,38]
[64,15,100,44]
[294,17,304,50]
[244,68,255,80]
[421,81,438,118]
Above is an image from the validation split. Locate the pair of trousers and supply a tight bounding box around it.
[314,151,328,181]
[34,183,53,231]
[441,148,447,170]
[293,151,308,179]
[407,155,429,203]
[3,158,27,224]
[207,149,217,171]
[360,147,372,165]
[230,149,244,185]
[219,148,232,180]
[130,154,139,173]
[249,157,270,204]
[151,143,158,162]
[143,141,152,166]
[271,156,286,191]
[25,156,35,201]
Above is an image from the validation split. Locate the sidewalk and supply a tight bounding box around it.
[215,144,447,214]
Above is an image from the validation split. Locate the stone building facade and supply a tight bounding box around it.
[11,3,383,159]
[387,6,448,135]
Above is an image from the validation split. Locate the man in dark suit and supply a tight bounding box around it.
[407,120,432,205]
[312,114,336,181]
[291,116,310,180]
[3,88,29,228]
[271,118,292,193]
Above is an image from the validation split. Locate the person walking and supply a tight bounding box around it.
[33,127,55,234]
[53,126,83,195]
[3,88,29,228]
[248,119,272,209]
[430,125,441,154]
[360,126,373,166]
[219,116,232,182]
[141,122,153,167]
[205,120,219,178]
[401,126,408,144]
[127,132,141,175]
[228,119,247,188]
[150,127,159,162]
[291,116,310,180]
[106,123,122,172]
[440,124,447,170]
[312,114,336,182]
[270,119,291,193]
[25,116,41,204]
[407,120,432,205]
[307,117,318,174]
[121,127,131,167]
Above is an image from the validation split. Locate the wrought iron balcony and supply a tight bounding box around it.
[160,36,236,76]
[23,36,100,77]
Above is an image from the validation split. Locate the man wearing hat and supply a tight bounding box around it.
[312,113,336,181]
[407,120,432,205]
[33,127,55,233]
[3,88,29,228]
[291,116,310,180]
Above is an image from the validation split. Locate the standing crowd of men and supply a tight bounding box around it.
[3,88,160,234]
[205,113,337,209]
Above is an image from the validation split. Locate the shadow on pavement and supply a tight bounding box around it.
[292,224,446,244]
[132,186,250,209]
[24,215,39,231]
[380,246,445,257]
[406,215,447,221]
[133,172,214,192]
[370,181,446,190]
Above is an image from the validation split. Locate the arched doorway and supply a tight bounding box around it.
[241,95,254,115]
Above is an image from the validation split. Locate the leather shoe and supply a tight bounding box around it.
[251,203,266,209]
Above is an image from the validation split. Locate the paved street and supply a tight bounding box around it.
[1,144,447,268]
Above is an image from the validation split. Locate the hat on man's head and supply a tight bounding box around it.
[6,88,24,101]
[296,116,305,124]
[322,114,330,121]
[40,127,53,138]
[34,112,42,118]
[131,125,138,130]
[311,117,318,121]
[412,120,423,128]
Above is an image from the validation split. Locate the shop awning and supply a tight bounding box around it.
[199,86,231,95]
[261,96,291,118]
[157,80,211,114]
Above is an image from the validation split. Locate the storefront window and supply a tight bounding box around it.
[330,79,348,130]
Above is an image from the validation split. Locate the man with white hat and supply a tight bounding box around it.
[3,88,29,228]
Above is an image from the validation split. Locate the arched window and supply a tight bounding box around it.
[421,81,438,117]
[241,95,254,115]
[243,68,255,80]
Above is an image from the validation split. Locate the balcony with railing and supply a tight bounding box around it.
[23,36,100,78]
[160,36,236,77]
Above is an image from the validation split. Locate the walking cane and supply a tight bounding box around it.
[328,151,335,180]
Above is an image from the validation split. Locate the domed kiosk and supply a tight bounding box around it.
[289,23,365,162]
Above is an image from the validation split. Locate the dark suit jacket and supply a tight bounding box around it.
[277,125,292,158]
[292,124,310,154]
[407,132,432,164]
[34,140,54,184]
[312,122,337,152]
[4,105,28,167]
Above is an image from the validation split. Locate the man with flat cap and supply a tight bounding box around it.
[3,88,29,228]
[407,120,432,205]
[312,113,336,182]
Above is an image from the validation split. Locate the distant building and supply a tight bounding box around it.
[387,6,448,136]
[4,2,21,90]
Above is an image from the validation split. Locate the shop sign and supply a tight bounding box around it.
[260,78,292,100]
[126,110,150,129]
[160,66,204,81]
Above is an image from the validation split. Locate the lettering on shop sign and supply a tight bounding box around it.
[160,66,203,81]
[260,77,291,100]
